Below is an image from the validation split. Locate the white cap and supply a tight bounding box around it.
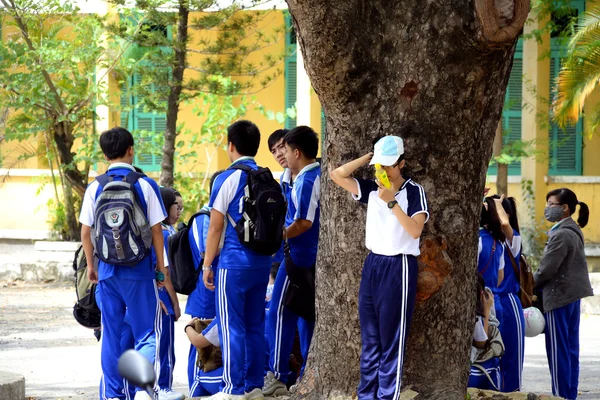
[370,136,405,166]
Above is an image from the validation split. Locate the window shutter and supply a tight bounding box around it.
[284,12,297,129]
[548,50,583,176]
[489,39,522,176]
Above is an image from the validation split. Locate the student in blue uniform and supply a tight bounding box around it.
[264,126,320,396]
[268,129,290,270]
[156,187,183,400]
[330,135,429,400]
[535,188,593,400]
[186,170,223,394]
[186,318,224,397]
[202,120,272,400]
[469,274,503,391]
[80,127,167,400]
[491,195,525,392]
[478,197,506,297]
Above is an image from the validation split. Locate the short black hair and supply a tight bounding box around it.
[268,129,288,151]
[99,127,134,160]
[209,170,225,194]
[228,120,261,157]
[283,126,318,159]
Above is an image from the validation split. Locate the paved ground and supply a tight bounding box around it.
[0,282,599,400]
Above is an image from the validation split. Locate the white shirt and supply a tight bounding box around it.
[353,178,429,257]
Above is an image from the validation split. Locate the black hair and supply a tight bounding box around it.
[173,190,181,197]
[159,187,177,224]
[283,125,318,159]
[227,120,261,157]
[209,170,225,194]
[481,197,506,242]
[268,129,288,151]
[546,188,589,228]
[491,195,520,235]
[270,263,279,281]
[99,127,134,160]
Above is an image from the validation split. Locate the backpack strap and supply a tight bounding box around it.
[470,363,500,391]
[506,243,521,286]
[229,163,252,173]
[96,173,113,188]
[480,239,497,276]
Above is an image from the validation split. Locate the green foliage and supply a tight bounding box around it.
[175,77,251,215]
[523,0,581,53]
[109,0,285,112]
[520,179,548,270]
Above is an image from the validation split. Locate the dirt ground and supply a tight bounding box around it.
[1,282,599,400]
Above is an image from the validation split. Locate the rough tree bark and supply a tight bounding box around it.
[288,0,528,398]
[159,0,189,187]
[493,120,509,195]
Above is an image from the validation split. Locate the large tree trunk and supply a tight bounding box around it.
[493,120,509,195]
[159,1,189,187]
[289,0,528,398]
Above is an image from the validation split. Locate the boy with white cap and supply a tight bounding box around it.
[330,135,429,400]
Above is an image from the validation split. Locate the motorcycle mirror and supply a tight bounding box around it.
[118,350,155,395]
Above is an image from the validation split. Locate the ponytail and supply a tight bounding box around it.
[578,201,590,228]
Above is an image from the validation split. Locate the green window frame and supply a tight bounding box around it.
[548,0,584,176]
[284,12,297,130]
[120,73,166,172]
[488,39,523,176]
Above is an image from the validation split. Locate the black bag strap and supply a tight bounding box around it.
[229,163,253,173]
[187,209,210,227]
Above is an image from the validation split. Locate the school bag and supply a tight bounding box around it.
[167,209,210,295]
[72,245,101,330]
[506,250,535,308]
[193,319,223,373]
[226,164,286,255]
[92,171,152,266]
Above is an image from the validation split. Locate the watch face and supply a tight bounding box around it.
[388,201,397,209]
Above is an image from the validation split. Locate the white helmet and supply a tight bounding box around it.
[523,307,545,337]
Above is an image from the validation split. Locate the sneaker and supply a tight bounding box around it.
[158,388,185,400]
[245,388,264,400]
[207,392,247,400]
[262,371,289,397]
[134,391,156,400]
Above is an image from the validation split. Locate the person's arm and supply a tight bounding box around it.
[378,182,428,239]
[81,224,97,283]
[185,320,212,348]
[534,231,568,287]
[285,176,318,239]
[162,232,180,321]
[493,196,514,245]
[497,244,505,286]
[151,224,167,278]
[286,220,312,239]
[203,209,225,291]
[474,290,494,348]
[329,153,373,196]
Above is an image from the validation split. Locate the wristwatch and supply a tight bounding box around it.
[202,265,212,271]
[387,200,398,209]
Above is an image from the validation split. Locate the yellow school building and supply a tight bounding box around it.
[1,1,600,266]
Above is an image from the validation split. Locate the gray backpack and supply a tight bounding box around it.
[92,172,152,266]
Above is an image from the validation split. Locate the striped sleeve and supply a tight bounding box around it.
[351,178,378,204]
[79,180,100,227]
[293,175,320,223]
[406,182,429,222]
[209,170,240,215]
[202,319,220,346]
[141,178,167,227]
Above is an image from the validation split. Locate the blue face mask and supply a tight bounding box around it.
[544,205,564,223]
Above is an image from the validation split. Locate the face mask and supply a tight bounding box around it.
[544,205,564,222]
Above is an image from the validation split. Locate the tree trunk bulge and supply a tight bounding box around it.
[287,0,528,399]
[493,120,509,196]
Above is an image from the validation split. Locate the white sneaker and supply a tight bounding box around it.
[134,391,156,400]
[207,392,247,399]
[245,388,264,400]
[158,388,185,400]
[261,371,288,397]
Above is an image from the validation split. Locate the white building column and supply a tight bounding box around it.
[296,44,311,127]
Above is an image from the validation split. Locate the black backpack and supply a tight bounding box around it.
[226,164,286,255]
[72,245,101,330]
[167,209,210,295]
[92,172,152,266]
